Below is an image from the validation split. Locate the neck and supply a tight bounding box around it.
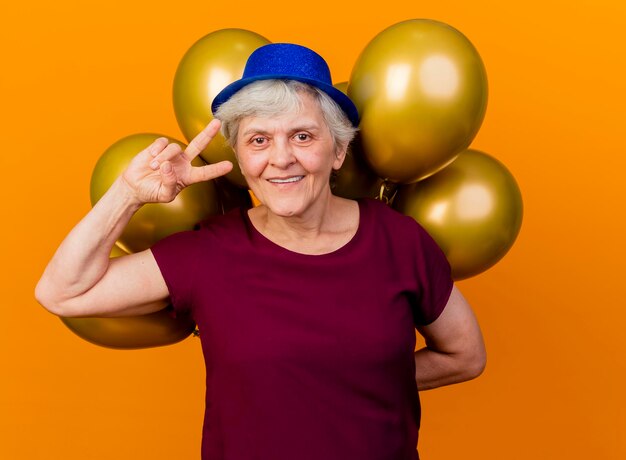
[260,190,337,241]
[247,190,359,255]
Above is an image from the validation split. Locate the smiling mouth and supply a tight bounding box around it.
[268,176,304,184]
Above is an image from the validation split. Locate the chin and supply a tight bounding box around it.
[266,203,302,217]
[264,197,308,217]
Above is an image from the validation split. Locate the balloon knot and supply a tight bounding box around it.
[377,180,398,205]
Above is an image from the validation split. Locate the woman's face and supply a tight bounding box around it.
[234,92,346,218]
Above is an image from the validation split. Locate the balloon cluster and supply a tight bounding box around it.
[63,20,522,349]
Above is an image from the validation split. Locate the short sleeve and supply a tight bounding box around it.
[150,230,203,316]
[411,221,454,326]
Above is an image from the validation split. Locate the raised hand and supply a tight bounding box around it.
[121,119,233,204]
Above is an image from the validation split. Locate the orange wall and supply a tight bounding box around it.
[2,1,625,458]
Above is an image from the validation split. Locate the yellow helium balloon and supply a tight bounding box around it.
[333,137,388,200]
[90,133,220,253]
[110,243,128,258]
[173,29,270,188]
[214,176,253,213]
[349,19,488,184]
[331,82,385,200]
[394,149,523,280]
[60,309,195,350]
[60,246,196,349]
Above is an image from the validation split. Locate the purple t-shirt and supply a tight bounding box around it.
[151,198,453,460]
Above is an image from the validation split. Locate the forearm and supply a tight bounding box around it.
[36,177,141,311]
[414,345,485,391]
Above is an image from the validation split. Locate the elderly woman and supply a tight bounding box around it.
[36,43,486,459]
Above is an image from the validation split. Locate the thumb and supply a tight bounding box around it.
[188,160,234,184]
[158,161,178,201]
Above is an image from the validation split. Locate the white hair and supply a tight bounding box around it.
[214,80,358,153]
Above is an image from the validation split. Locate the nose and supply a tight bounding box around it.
[268,138,296,169]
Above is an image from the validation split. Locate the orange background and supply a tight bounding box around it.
[1,0,625,458]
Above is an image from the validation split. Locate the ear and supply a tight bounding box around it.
[332,143,348,170]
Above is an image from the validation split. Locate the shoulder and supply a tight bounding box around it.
[359,198,444,254]
[360,197,409,220]
[151,207,249,256]
[195,206,249,236]
[360,197,425,234]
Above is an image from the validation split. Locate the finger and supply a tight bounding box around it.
[147,137,169,157]
[184,119,222,161]
[188,160,233,184]
[130,137,169,166]
[158,161,178,202]
[149,142,184,170]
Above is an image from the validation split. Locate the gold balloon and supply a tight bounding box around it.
[173,28,270,188]
[60,307,195,350]
[331,82,385,200]
[90,133,220,252]
[110,243,128,258]
[394,149,523,280]
[214,176,253,214]
[60,246,196,349]
[333,136,387,200]
[333,81,349,93]
[349,19,488,184]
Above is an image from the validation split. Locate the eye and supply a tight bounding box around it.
[294,133,311,142]
[251,137,266,145]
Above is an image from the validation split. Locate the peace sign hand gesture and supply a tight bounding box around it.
[121,119,233,205]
